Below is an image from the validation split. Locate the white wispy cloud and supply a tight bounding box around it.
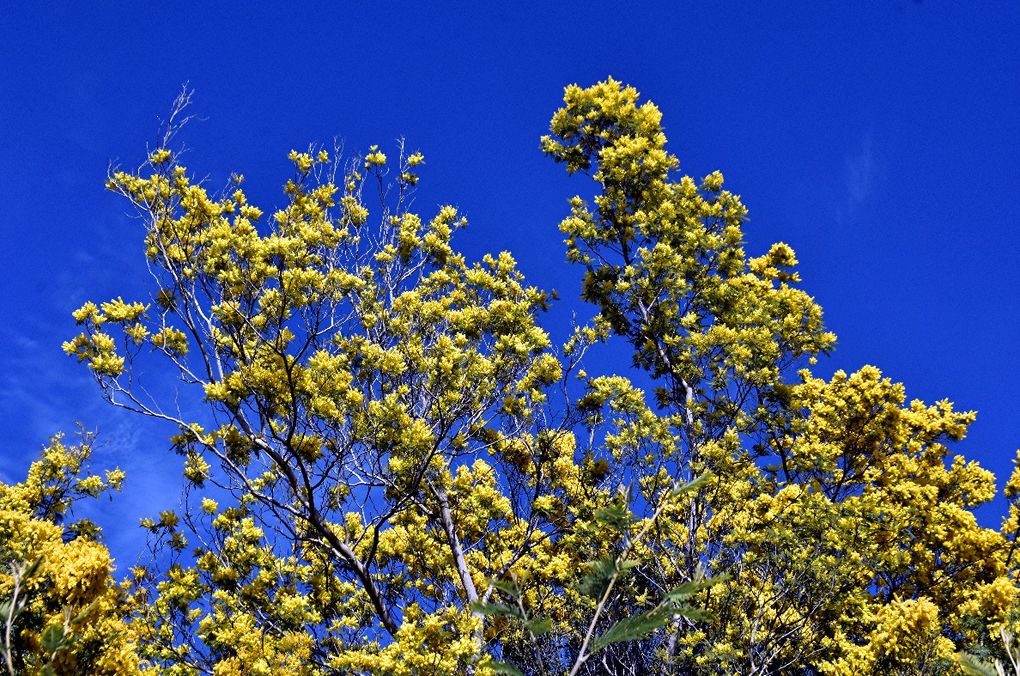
[845,134,875,204]
[834,133,880,226]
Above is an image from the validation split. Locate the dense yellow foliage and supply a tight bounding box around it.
[0,434,138,675]
[538,79,1020,674]
[33,79,1020,674]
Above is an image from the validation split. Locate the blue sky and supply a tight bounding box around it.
[2,2,1018,565]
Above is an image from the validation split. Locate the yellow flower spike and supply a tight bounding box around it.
[149,148,173,165]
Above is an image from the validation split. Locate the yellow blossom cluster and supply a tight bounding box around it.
[0,434,139,675]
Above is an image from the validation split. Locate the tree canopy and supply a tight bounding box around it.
[4,78,1020,675]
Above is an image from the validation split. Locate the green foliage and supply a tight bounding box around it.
[592,577,717,653]
[957,654,1000,676]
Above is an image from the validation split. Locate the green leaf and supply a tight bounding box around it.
[664,581,703,601]
[663,573,726,603]
[487,660,524,676]
[488,579,520,597]
[671,473,711,498]
[591,604,675,652]
[672,605,712,623]
[73,597,102,624]
[593,504,633,530]
[618,559,641,573]
[470,601,523,619]
[523,617,553,636]
[955,653,1000,676]
[576,558,617,599]
[577,557,642,599]
[41,624,66,653]
[25,557,44,579]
